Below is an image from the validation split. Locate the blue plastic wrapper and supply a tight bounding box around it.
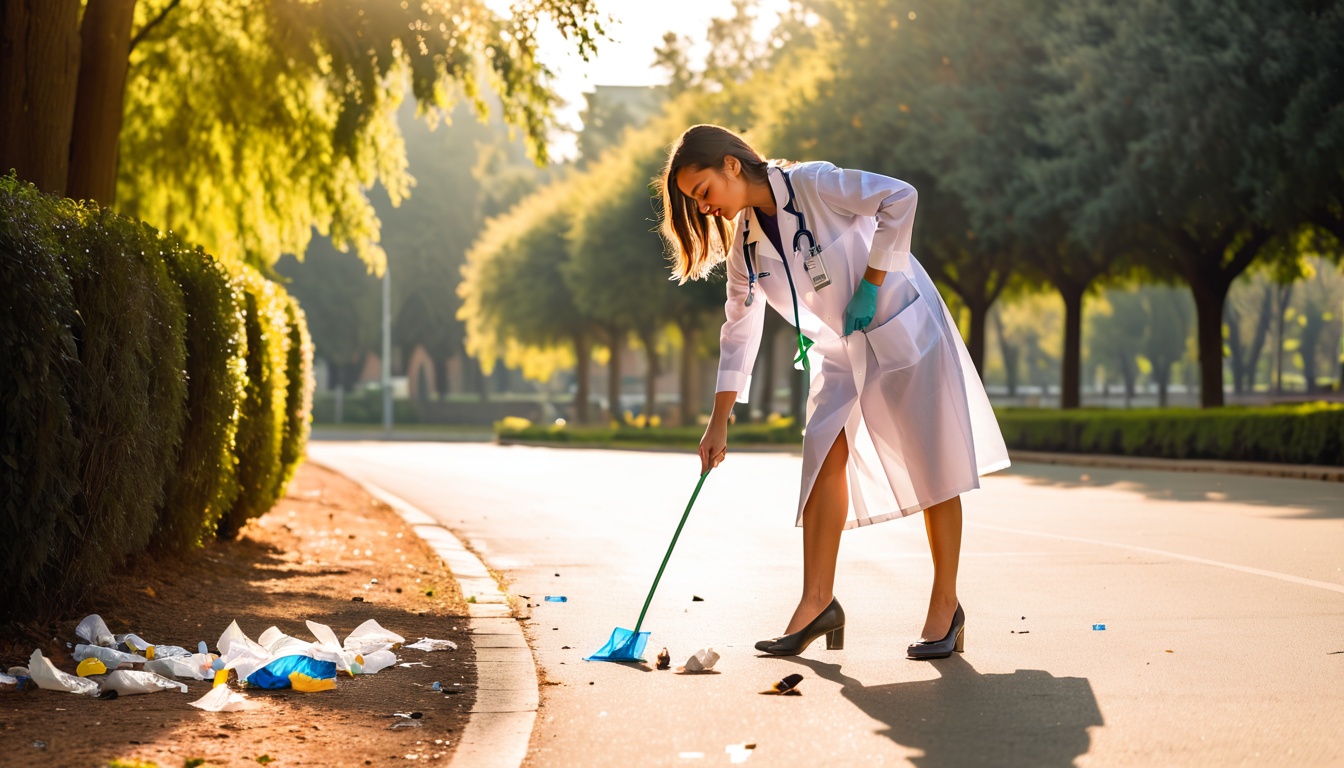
[585,627,650,662]
[544,596,567,603]
[246,655,337,689]
[1092,624,1106,631]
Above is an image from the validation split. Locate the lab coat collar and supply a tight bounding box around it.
[740,166,799,265]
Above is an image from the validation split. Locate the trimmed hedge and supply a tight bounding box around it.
[275,294,314,499]
[0,175,313,621]
[994,404,1344,466]
[497,405,1344,466]
[158,238,247,550]
[218,270,292,539]
[1,177,82,616]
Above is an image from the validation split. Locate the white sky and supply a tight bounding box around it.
[526,0,791,159]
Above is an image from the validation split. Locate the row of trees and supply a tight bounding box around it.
[459,0,1343,414]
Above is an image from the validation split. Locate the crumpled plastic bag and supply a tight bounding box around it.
[73,644,147,669]
[343,619,404,654]
[680,647,720,673]
[404,638,457,652]
[246,655,336,690]
[306,620,359,674]
[359,650,398,674]
[99,670,188,695]
[189,684,257,712]
[217,620,267,659]
[28,650,99,696]
[75,615,115,647]
[144,653,214,680]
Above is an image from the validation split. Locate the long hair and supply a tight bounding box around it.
[659,124,770,283]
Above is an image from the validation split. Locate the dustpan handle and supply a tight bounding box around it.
[631,469,711,635]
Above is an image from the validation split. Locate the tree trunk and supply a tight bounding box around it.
[1245,285,1274,393]
[1118,352,1135,408]
[638,327,658,426]
[0,0,82,195]
[1273,283,1294,394]
[1189,278,1230,408]
[1155,360,1172,408]
[963,298,988,379]
[991,309,1019,397]
[605,329,622,423]
[1225,303,1245,395]
[572,332,591,424]
[1300,314,1324,393]
[1059,281,1085,410]
[676,320,700,427]
[66,0,136,203]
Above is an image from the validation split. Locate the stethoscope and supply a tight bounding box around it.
[741,170,818,309]
[739,169,819,375]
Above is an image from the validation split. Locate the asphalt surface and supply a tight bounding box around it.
[309,442,1344,767]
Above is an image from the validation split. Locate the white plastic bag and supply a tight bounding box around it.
[144,653,213,680]
[99,670,187,695]
[28,650,99,696]
[682,647,720,673]
[75,615,115,647]
[73,644,147,669]
[343,619,404,654]
[189,684,257,712]
[217,620,267,658]
[359,650,398,674]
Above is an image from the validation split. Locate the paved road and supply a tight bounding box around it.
[309,442,1344,767]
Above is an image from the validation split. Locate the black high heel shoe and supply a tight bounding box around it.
[755,598,846,656]
[907,603,965,660]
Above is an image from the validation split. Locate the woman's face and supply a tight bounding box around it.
[675,156,750,221]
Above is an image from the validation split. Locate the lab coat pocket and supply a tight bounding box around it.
[864,294,941,373]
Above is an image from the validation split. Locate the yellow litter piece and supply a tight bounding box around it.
[288,672,335,692]
[213,669,230,688]
[76,657,107,677]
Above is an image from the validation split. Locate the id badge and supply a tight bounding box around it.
[802,246,832,291]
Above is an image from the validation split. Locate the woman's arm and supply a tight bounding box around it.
[811,163,918,273]
[699,390,739,473]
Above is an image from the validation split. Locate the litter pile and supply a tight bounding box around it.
[1,613,458,712]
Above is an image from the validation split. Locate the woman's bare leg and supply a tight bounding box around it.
[920,495,963,641]
[785,431,850,634]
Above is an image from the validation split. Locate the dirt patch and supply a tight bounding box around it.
[0,462,476,768]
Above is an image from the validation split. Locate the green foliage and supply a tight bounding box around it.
[997,404,1344,465]
[158,237,248,550]
[56,204,189,605]
[276,294,314,498]
[0,175,82,620]
[117,0,605,272]
[219,268,292,539]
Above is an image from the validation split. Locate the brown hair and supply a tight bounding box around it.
[659,124,770,283]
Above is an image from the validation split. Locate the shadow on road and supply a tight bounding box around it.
[784,655,1103,768]
[1005,463,1343,520]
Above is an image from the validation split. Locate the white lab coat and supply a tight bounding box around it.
[717,162,1010,529]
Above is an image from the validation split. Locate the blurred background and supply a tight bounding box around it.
[13,0,1343,430]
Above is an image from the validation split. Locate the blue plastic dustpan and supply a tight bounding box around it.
[585,470,710,663]
[583,627,650,662]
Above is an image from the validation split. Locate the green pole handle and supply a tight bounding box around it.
[631,469,711,635]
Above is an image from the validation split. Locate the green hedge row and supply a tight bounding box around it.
[0,175,314,621]
[496,405,1344,466]
[994,404,1344,465]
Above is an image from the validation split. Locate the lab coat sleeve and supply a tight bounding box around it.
[811,162,917,272]
[716,219,766,402]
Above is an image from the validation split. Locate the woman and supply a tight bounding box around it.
[659,124,1010,659]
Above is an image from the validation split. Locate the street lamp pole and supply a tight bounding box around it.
[382,264,392,437]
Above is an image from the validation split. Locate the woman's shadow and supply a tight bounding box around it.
[781,655,1103,768]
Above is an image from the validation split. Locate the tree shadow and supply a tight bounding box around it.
[1004,463,1344,520]
[783,655,1103,768]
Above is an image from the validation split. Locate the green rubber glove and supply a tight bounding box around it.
[844,279,879,335]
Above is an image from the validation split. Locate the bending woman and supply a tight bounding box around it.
[659,124,1010,659]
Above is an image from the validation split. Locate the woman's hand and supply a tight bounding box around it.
[699,419,728,474]
[699,391,739,474]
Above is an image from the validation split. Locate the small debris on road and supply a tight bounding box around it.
[1092,624,1106,631]
[545,596,567,603]
[677,648,720,674]
[692,595,704,602]
[656,648,671,670]
[760,673,803,696]
[726,742,757,763]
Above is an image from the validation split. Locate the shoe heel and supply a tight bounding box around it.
[826,626,844,650]
[954,626,965,653]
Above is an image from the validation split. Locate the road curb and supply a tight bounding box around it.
[334,471,537,768]
[1008,450,1344,482]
